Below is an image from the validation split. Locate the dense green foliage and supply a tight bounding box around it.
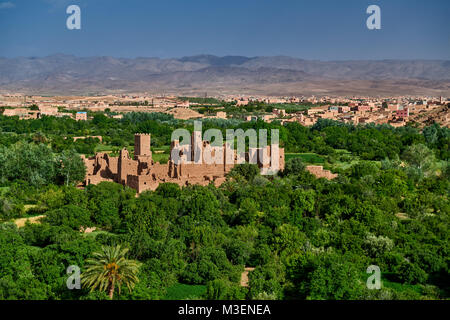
[0,113,448,300]
[1,113,447,161]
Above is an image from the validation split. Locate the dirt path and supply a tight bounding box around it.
[240,267,255,287]
[13,215,46,228]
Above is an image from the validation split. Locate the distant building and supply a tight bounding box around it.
[396,107,409,118]
[338,106,351,113]
[307,106,328,115]
[176,100,190,108]
[75,112,87,121]
[272,109,286,117]
[236,99,249,106]
[208,111,227,119]
[262,114,276,122]
[358,117,375,124]
[294,114,316,126]
[1,108,39,119]
[38,105,58,116]
[356,105,371,112]
[387,104,399,112]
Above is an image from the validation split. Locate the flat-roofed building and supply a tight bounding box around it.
[396,107,409,118]
[75,111,87,121]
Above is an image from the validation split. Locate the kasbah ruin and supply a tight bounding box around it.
[82,132,287,194]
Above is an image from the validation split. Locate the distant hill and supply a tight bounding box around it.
[178,54,253,66]
[0,54,449,96]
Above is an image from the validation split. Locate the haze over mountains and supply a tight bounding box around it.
[0,54,449,96]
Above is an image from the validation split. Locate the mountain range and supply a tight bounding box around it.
[0,54,449,96]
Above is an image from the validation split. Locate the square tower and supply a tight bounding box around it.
[134,133,151,158]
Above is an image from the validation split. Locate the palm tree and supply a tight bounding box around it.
[81,245,141,299]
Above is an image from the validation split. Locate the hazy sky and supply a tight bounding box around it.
[0,0,449,60]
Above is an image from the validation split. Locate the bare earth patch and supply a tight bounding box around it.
[240,267,255,287]
[395,213,409,220]
[14,215,46,228]
[80,226,97,233]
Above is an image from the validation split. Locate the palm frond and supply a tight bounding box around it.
[81,245,141,298]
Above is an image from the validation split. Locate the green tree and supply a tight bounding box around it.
[206,279,247,300]
[402,144,436,180]
[82,245,141,299]
[0,142,56,187]
[56,149,87,186]
[351,161,379,179]
[45,204,91,230]
[290,189,315,219]
[282,158,305,176]
[228,163,259,182]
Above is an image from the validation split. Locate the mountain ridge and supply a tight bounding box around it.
[0,54,449,96]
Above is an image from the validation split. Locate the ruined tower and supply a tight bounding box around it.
[134,133,152,160]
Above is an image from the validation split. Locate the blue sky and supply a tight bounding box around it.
[0,0,449,60]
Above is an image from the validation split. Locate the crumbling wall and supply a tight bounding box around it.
[306,165,338,180]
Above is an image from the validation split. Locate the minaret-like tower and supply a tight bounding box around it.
[134,133,152,160]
